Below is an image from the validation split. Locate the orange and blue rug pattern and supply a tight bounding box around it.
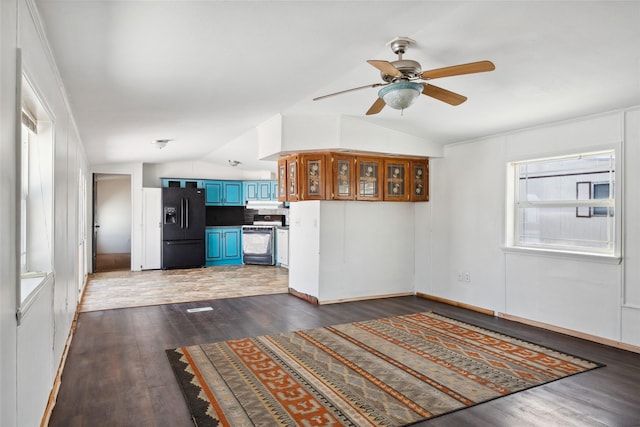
[166,311,602,426]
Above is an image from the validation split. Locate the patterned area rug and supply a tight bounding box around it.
[166,311,603,426]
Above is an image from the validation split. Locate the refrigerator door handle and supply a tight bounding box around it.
[180,198,185,229]
[165,240,201,245]
[185,198,189,229]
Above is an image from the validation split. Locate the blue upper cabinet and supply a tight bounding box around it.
[224,181,243,205]
[204,181,223,205]
[258,181,272,200]
[243,181,259,202]
[162,178,204,189]
[243,180,278,202]
[204,180,243,206]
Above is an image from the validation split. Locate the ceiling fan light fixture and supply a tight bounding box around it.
[378,82,422,111]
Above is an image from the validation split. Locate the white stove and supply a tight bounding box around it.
[241,215,286,265]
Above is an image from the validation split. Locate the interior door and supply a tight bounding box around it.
[93,173,132,272]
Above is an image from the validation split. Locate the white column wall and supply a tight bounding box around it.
[288,201,321,298]
[289,201,415,304]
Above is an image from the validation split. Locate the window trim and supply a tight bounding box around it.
[505,148,621,260]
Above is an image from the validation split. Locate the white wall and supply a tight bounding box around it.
[143,160,275,188]
[622,108,640,345]
[288,201,321,298]
[259,114,444,159]
[1,1,90,426]
[422,108,639,346]
[426,135,507,313]
[0,2,20,424]
[289,201,415,303]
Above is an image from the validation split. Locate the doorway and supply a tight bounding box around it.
[92,173,132,272]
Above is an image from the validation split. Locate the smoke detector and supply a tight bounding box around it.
[151,139,171,149]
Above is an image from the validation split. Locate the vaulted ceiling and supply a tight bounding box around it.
[35,1,640,171]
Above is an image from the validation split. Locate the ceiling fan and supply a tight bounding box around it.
[313,37,495,115]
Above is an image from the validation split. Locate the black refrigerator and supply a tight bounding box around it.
[161,187,206,269]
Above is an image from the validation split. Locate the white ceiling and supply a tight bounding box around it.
[35,1,640,171]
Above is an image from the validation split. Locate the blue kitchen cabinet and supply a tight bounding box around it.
[206,227,242,266]
[204,180,243,206]
[243,180,277,202]
[161,178,204,189]
[258,181,274,200]
[243,181,259,202]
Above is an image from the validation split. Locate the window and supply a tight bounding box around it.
[19,74,54,312]
[592,182,612,217]
[508,150,616,255]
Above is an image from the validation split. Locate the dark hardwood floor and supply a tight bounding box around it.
[48,294,640,427]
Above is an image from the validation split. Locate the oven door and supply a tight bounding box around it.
[242,227,275,265]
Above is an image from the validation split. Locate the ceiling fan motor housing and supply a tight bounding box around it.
[381,59,423,82]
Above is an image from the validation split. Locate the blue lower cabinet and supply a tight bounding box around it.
[206,227,242,266]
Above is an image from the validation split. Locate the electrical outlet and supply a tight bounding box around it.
[464,273,471,283]
[457,272,464,282]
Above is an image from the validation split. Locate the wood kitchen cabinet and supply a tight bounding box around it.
[277,155,303,202]
[286,155,300,202]
[277,151,428,203]
[356,156,383,201]
[299,153,327,200]
[383,159,410,201]
[277,158,288,202]
[410,159,429,201]
[329,153,356,200]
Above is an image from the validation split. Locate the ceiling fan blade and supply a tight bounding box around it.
[366,97,386,115]
[313,83,386,101]
[421,84,467,106]
[421,60,495,80]
[367,60,403,78]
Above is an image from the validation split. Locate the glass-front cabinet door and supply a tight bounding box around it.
[411,159,429,201]
[330,153,355,200]
[277,158,288,202]
[356,157,382,201]
[299,153,326,200]
[383,159,410,201]
[287,155,299,201]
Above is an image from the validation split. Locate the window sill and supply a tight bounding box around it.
[502,246,621,265]
[17,271,53,324]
